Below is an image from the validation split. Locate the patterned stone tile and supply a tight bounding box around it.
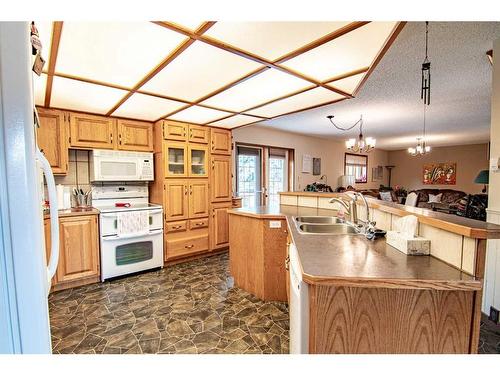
[49,252,496,354]
[49,252,289,354]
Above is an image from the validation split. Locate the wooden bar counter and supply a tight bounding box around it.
[228,197,500,354]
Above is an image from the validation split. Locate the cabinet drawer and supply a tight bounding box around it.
[166,234,209,260]
[189,217,208,230]
[165,220,187,233]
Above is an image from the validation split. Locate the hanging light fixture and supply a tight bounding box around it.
[327,114,376,153]
[409,21,432,156]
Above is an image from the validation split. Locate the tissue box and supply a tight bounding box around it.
[386,231,430,255]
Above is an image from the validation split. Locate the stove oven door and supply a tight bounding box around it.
[100,229,163,281]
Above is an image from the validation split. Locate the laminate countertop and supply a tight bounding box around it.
[229,205,481,290]
[279,192,500,239]
[43,207,100,219]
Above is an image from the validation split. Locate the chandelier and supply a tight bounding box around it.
[327,114,376,153]
[409,21,432,156]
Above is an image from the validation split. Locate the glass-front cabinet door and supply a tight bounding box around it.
[188,145,208,177]
[165,141,187,177]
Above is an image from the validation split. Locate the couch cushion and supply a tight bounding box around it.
[428,193,442,203]
[405,192,419,207]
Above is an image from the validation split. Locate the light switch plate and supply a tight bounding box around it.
[269,220,282,228]
[490,157,500,173]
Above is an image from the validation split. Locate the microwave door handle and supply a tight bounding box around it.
[36,148,60,288]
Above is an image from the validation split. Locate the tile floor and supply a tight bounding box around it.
[49,252,289,354]
[49,251,500,354]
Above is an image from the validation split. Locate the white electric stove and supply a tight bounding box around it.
[92,184,163,281]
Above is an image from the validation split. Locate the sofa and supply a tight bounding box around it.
[408,189,467,210]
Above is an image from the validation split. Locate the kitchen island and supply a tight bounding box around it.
[228,195,500,354]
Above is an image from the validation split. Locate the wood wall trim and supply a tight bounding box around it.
[106,21,216,116]
[44,22,63,107]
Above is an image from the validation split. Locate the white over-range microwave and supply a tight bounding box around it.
[90,150,154,182]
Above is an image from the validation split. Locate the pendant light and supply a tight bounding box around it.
[327,114,376,153]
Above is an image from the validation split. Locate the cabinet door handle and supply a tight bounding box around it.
[184,244,194,249]
[184,186,188,195]
[285,256,290,271]
[119,134,122,145]
[190,186,193,195]
[195,222,204,226]
[110,133,113,142]
[211,161,215,170]
[172,225,182,229]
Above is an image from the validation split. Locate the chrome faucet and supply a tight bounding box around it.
[329,196,357,225]
[352,192,376,232]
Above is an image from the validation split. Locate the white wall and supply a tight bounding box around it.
[484,37,500,314]
[232,125,389,191]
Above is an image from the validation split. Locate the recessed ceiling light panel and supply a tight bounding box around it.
[169,105,231,124]
[209,114,263,128]
[113,93,186,121]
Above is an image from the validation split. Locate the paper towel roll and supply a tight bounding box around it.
[63,186,71,209]
[56,184,64,210]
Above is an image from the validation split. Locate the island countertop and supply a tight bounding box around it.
[278,191,500,239]
[229,205,481,290]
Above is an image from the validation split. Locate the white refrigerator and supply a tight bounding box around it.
[0,21,59,353]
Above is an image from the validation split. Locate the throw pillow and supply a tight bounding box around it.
[428,193,442,203]
[405,192,419,207]
[379,191,393,202]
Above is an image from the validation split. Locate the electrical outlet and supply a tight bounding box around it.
[489,306,500,324]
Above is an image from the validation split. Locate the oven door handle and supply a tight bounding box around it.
[102,230,163,241]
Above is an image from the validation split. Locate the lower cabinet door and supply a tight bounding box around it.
[56,215,99,283]
[43,218,58,285]
[189,179,209,218]
[210,202,232,250]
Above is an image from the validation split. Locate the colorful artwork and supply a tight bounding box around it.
[423,162,457,185]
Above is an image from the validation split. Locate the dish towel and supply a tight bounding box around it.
[117,210,149,237]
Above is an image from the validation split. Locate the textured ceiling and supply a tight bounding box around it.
[256,22,500,150]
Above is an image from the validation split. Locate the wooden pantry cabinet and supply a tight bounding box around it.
[36,107,68,174]
[150,120,233,263]
[210,128,231,155]
[43,214,100,291]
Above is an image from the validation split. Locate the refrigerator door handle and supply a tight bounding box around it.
[35,148,60,287]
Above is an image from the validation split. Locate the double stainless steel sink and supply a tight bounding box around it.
[294,216,360,235]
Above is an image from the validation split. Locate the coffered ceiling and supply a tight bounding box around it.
[34,21,402,128]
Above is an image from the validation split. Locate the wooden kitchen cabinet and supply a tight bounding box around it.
[188,124,209,144]
[69,112,115,149]
[164,141,188,178]
[164,179,189,221]
[36,108,68,174]
[188,144,208,177]
[210,128,232,155]
[163,120,188,141]
[57,215,99,283]
[210,201,232,250]
[117,119,153,152]
[210,155,232,202]
[43,218,57,284]
[189,180,209,218]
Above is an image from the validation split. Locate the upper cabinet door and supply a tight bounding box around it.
[210,128,232,155]
[117,119,154,152]
[164,179,189,221]
[210,155,232,202]
[164,141,188,178]
[69,112,115,149]
[188,144,208,178]
[189,180,209,218]
[36,108,68,174]
[188,124,209,144]
[163,120,188,142]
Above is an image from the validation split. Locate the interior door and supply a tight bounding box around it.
[164,179,189,221]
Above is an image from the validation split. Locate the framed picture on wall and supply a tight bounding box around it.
[344,153,367,183]
[423,162,457,185]
[372,165,383,181]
